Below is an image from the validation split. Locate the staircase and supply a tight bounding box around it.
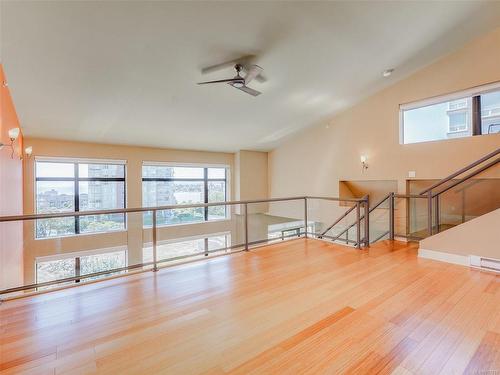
[319,147,500,247]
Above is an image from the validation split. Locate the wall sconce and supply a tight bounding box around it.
[24,146,33,159]
[360,155,368,171]
[6,127,20,159]
[0,127,32,159]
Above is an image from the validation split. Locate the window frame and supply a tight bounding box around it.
[399,80,500,144]
[141,162,229,226]
[34,157,127,239]
[142,231,232,263]
[35,246,128,285]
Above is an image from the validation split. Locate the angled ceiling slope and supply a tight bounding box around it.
[2,1,500,152]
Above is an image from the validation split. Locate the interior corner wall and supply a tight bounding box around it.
[234,150,269,213]
[0,64,24,290]
[268,27,500,231]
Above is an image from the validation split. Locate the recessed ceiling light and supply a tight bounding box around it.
[382,69,394,77]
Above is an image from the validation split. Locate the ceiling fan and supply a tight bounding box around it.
[197,64,263,96]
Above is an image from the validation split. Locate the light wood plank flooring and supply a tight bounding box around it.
[0,239,499,374]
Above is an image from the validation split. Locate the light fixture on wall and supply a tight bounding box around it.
[0,127,33,159]
[360,155,368,171]
[5,127,20,158]
[24,146,33,158]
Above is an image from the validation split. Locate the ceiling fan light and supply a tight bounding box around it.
[382,68,394,77]
[232,82,244,88]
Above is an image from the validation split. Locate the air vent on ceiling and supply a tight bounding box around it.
[470,255,500,272]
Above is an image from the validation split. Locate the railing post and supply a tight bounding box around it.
[434,195,440,234]
[356,202,361,249]
[389,193,395,240]
[364,195,370,247]
[427,191,433,236]
[244,203,249,251]
[304,197,308,238]
[152,209,158,272]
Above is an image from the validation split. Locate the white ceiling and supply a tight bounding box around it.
[2,1,500,152]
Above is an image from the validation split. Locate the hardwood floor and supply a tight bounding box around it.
[0,238,499,374]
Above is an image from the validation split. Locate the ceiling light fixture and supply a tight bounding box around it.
[382,69,394,77]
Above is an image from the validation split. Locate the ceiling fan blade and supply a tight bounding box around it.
[197,78,244,85]
[244,65,263,85]
[235,85,261,97]
[201,54,257,75]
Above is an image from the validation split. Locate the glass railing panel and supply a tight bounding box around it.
[369,197,390,243]
[395,196,429,239]
[146,203,246,268]
[306,197,363,247]
[0,211,152,298]
[246,198,305,247]
[436,178,500,230]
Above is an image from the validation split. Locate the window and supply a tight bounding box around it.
[400,83,500,144]
[35,159,126,238]
[143,233,231,263]
[480,90,500,135]
[142,165,228,226]
[36,249,127,285]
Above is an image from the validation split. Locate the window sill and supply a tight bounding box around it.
[143,217,231,230]
[447,129,468,134]
[35,228,128,241]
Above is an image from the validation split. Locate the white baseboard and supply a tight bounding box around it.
[418,248,469,267]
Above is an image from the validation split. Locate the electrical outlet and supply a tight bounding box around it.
[408,171,416,178]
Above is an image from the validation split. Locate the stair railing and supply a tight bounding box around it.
[420,147,500,235]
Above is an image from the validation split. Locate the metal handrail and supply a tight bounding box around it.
[319,205,356,237]
[419,147,500,195]
[0,195,369,299]
[431,156,500,198]
[322,193,391,243]
[370,230,390,244]
[0,195,365,222]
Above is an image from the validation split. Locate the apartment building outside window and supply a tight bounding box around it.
[400,83,500,144]
[142,164,228,226]
[35,158,126,239]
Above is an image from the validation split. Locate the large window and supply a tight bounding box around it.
[35,159,126,238]
[36,249,127,285]
[142,165,228,226]
[401,83,500,144]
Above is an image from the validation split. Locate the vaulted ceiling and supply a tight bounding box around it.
[2,1,500,151]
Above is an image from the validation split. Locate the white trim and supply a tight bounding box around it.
[142,161,229,168]
[35,245,128,262]
[35,156,126,165]
[400,80,500,111]
[143,231,231,248]
[418,248,469,267]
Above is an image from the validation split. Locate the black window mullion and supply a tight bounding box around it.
[204,168,208,221]
[472,95,482,136]
[74,163,80,234]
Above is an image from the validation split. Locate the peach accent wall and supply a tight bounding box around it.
[0,64,24,290]
[269,27,500,236]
